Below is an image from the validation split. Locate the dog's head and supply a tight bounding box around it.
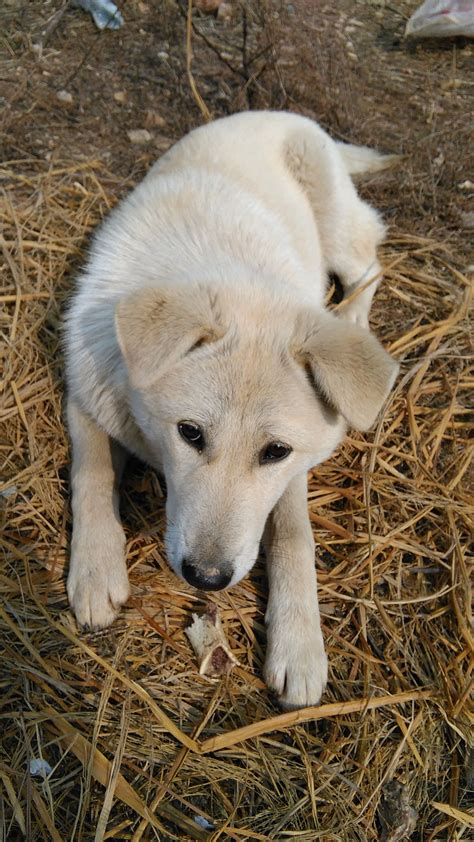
[116,283,398,591]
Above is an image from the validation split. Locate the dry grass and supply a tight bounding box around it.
[1,147,472,840]
[0,1,473,837]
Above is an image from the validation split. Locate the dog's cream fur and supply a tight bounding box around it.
[65,111,398,708]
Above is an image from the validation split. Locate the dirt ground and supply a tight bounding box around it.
[2,0,474,240]
[1,1,473,840]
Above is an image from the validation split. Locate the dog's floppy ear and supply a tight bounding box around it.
[295,311,399,431]
[115,285,224,389]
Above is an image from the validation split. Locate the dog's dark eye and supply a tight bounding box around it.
[178,422,205,451]
[260,442,292,465]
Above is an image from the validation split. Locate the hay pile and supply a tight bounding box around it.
[1,156,472,840]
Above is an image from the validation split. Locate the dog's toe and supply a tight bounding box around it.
[277,661,327,710]
[70,578,129,630]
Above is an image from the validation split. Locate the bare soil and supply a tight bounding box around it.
[2,0,473,242]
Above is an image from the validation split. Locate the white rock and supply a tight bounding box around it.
[127,129,153,145]
[57,90,73,104]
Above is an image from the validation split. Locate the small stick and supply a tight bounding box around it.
[186,0,212,122]
[199,689,433,753]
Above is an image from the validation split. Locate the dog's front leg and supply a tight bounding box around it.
[66,399,130,629]
[264,474,327,709]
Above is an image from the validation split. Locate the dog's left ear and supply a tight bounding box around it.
[294,311,399,431]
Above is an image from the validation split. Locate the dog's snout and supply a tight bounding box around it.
[182,558,232,591]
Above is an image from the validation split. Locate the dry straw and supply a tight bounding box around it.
[0,154,472,840]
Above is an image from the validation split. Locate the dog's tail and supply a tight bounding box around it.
[337,142,400,176]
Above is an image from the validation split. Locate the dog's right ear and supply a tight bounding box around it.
[115,285,225,389]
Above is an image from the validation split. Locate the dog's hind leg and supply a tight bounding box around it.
[66,399,130,629]
[331,253,384,329]
[284,126,387,328]
[264,474,327,709]
[327,203,386,329]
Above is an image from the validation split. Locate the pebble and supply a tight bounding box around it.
[144,111,166,128]
[217,2,233,22]
[459,211,474,229]
[56,90,73,104]
[127,129,153,144]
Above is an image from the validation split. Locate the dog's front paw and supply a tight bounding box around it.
[264,607,328,709]
[67,527,129,629]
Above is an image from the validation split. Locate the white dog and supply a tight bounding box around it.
[65,111,398,708]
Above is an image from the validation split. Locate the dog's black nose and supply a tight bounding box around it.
[182,559,232,591]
